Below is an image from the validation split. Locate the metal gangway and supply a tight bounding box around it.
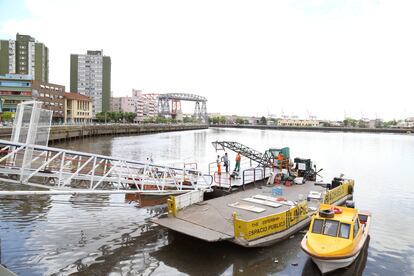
[212,141,273,167]
[0,101,213,195]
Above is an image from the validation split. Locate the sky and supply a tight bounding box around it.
[0,0,413,120]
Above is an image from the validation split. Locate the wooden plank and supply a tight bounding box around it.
[228,202,266,213]
[253,195,295,206]
[242,197,282,208]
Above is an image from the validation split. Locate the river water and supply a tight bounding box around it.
[0,128,413,275]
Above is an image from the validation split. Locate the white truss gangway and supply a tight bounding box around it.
[0,101,213,195]
[0,139,213,195]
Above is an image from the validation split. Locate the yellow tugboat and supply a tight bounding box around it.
[301,203,371,274]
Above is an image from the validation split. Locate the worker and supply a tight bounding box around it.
[277,152,284,167]
[216,155,221,175]
[235,153,241,172]
[222,152,229,173]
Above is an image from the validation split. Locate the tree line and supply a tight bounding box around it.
[95,112,137,123]
[95,112,200,124]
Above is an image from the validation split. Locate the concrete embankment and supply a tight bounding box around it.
[0,124,208,142]
[212,124,413,134]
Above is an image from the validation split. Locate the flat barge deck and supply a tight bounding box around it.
[152,179,354,247]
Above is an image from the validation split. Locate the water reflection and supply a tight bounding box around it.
[151,232,307,275]
[69,193,111,209]
[62,224,168,276]
[1,129,414,275]
[0,183,52,221]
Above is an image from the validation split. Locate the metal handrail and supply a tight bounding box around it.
[213,171,232,188]
[0,139,214,194]
[242,167,264,188]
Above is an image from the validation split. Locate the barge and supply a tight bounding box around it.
[152,177,354,247]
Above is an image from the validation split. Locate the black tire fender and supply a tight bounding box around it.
[319,209,335,218]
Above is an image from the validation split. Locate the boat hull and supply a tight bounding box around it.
[312,253,360,274]
[301,209,371,274]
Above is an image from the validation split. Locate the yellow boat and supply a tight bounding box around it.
[301,204,371,274]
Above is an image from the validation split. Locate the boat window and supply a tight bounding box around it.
[323,220,339,237]
[353,218,360,238]
[339,223,350,239]
[312,219,324,234]
[358,214,368,224]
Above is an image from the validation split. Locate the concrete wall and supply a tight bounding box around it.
[0,124,209,142]
[211,124,413,134]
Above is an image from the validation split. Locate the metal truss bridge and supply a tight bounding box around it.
[158,93,208,123]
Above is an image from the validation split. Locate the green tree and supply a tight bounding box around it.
[95,112,107,123]
[144,117,156,123]
[219,116,227,124]
[235,118,245,124]
[209,116,220,124]
[260,116,267,125]
[383,120,398,128]
[125,112,137,123]
[343,117,357,127]
[2,112,15,122]
[184,117,194,123]
[358,120,367,128]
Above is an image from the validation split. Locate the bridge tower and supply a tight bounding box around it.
[158,97,170,117]
[171,99,182,119]
[157,93,208,123]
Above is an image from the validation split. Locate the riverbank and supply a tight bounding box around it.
[0,123,208,142]
[212,124,412,134]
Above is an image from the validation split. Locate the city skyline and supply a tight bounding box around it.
[1,0,414,120]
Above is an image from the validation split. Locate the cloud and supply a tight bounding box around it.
[1,0,414,120]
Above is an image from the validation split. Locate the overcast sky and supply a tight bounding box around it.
[1,0,413,120]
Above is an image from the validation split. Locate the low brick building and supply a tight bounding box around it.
[32,80,65,122]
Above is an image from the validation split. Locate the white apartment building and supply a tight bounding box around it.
[70,50,111,117]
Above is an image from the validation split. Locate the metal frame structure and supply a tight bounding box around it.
[212,141,273,167]
[0,139,213,194]
[158,93,208,123]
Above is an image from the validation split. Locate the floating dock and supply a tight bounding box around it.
[152,179,354,247]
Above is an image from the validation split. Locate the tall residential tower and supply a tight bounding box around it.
[0,33,49,82]
[70,50,111,116]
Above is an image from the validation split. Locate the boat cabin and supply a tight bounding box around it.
[309,204,367,240]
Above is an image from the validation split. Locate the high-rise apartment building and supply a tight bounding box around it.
[70,50,111,116]
[0,33,49,82]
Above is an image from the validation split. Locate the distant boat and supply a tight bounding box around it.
[301,204,371,274]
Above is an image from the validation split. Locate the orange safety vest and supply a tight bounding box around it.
[236,154,241,161]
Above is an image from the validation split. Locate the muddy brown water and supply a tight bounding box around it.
[1,128,413,275]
